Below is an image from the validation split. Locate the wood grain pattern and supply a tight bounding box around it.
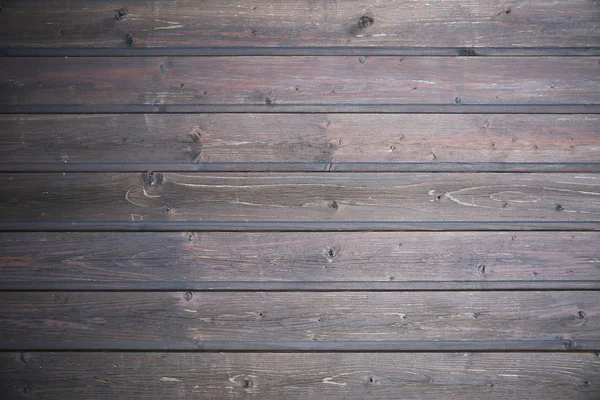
[1,57,599,113]
[1,114,598,172]
[0,0,598,52]
[1,173,599,226]
[1,352,599,399]
[0,291,598,349]
[0,232,599,290]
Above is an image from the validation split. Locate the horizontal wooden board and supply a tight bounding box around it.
[0,0,599,53]
[1,57,599,113]
[1,173,599,229]
[1,232,599,290]
[1,114,599,172]
[1,353,599,399]
[0,291,598,350]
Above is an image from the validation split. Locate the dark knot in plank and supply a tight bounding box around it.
[358,16,374,29]
[125,32,135,47]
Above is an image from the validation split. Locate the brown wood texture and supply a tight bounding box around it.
[2,353,599,399]
[1,173,599,226]
[1,57,599,113]
[0,291,598,350]
[1,114,599,172]
[0,232,599,290]
[0,0,599,53]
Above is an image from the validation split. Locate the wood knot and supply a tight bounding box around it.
[576,310,587,320]
[328,200,339,210]
[563,339,577,350]
[159,64,168,76]
[125,32,135,47]
[326,248,337,261]
[184,292,193,301]
[358,16,374,29]
[116,8,126,20]
[556,204,564,212]
[265,97,272,105]
[142,171,163,187]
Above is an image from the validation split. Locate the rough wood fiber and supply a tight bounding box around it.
[1,353,599,399]
[0,0,598,52]
[0,291,598,349]
[0,114,598,172]
[1,173,599,226]
[1,57,599,113]
[0,232,598,290]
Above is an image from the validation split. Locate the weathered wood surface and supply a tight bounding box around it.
[1,353,599,399]
[1,232,599,290]
[2,57,599,113]
[1,0,599,54]
[1,114,598,172]
[0,291,598,350]
[1,173,599,227]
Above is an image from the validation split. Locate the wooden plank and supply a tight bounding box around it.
[0,0,598,53]
[0,173,599,228]
[0,291,598,350]
[2,353,599,400]
[1,114,599,172]
[1,57,599,113]
[0,232,599,290]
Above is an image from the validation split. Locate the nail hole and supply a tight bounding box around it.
[242,379,252,388]
[358,56,367,64]
[577,311,587,320]
[184,292,193,301]
[116,8,126,20]
[477,264,486,274]
[556,204,564,211]
[265,97,272,105]
[328,200,339,210]
[454,96,462,104]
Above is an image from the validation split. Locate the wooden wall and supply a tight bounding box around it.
[0,0,599,398]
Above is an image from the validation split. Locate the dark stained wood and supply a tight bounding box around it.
[1,57,599,113]
[0,291,598,349]
[0,232,599,290]
[1,173,599,227]
[0,0,599,52]
[1,114,599,172]
[2,352,599,399]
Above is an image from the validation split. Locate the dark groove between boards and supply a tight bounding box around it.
[1,340,598,352]
[2,104,600,114]
[2,281,600,291]
[1,221,600,232]
[1,162,600,173]
[2,46,600,57]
